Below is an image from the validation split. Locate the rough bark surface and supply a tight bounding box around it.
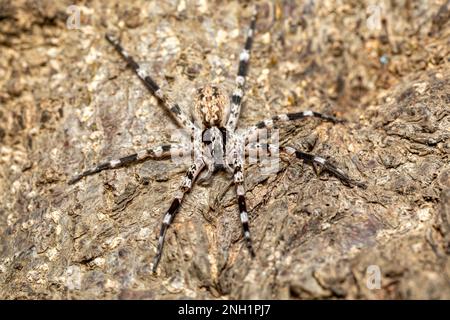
[0,0,449,299]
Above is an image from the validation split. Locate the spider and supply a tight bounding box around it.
[68,7,365,273]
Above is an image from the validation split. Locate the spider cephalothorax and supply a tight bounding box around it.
[69,6,364,273]
[193,85,229,129]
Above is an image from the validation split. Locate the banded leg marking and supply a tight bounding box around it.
[152,158,205,273]
[245,110,344,142]
[255,111,343,129]
[105,34,198,132]
[68,144,184,185]
[234,163,255,257]
[226,7,258,131]
[282,146,366,188]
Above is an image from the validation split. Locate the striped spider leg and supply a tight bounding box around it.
[244,110,344,142]
[152,157,205,272]
[225,6,257,132]
[233,158,256,257]
[244,142,366,188]
[281,146,366,188]
[105,34,198,133]
[225,131,256,257]
[68,144,188,185]
[242,110,365,186]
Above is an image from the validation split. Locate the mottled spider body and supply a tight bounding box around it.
[69,6,364,273]
[194,85,229,128]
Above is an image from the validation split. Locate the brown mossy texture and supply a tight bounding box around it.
[0,0,449,299]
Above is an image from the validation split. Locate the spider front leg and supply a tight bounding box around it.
[68,144,186,185]
[105,34,198,132]
[152,158,205,273]
[225,7,257,132]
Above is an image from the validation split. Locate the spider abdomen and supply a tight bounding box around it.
[193,85,229,128]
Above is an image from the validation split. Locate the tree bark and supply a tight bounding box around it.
[0,0,449,299]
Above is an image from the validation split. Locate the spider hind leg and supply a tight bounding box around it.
[234,163,256,257]
[152,158,205,273]
[282,146,367,188]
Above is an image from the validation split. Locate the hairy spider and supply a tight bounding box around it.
[69,7,365,273]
